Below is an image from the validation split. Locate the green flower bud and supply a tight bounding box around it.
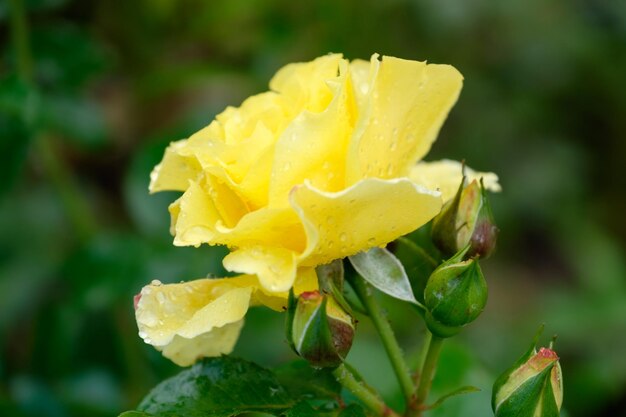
[432,177,498,259]
[492,335,563,417]
[286,290,355,368]
[423,247,488,338]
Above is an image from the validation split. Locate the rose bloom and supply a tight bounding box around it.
[135,54,499,366]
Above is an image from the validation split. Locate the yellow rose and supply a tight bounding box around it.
[138,53,500,366]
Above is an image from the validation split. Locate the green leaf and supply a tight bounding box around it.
[338,404,367,417]
[426,385,481,410]
[127,356,295,417]
[275,360,341,402]
[348,247,420,305]
[282,401,317,417]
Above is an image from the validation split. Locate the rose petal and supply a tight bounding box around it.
[135,277,257,365]
[346,55,464,184]
[222,246,298,293]
[270,54,344,113]
[161,321,243,366]
[169,180,220,247]
[269,59,355,207]
[149,140,202,193]
[290,177,442,267]
[409,159,501,202]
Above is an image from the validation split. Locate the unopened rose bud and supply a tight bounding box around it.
[492,336,563,417]
[423,247,488,338]
[286,290,355,368]
[432,177,498,259]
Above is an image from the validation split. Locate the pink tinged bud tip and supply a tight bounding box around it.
[537,347,559,361]
[133,293,142,310]
[300,290,321,300]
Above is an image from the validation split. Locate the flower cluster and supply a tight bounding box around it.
[135,53,499,366]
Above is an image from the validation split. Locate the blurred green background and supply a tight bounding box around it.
[1,0,626,416]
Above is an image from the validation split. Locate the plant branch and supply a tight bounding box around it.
[412,334,444,417]
[350,274,416,406]
[333,364,401,417]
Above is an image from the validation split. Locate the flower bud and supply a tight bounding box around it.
[423,247,488,338]
[432,177,498,259]
[286,290,355,368]
[492,337,563,417]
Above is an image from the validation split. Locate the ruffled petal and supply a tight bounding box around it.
[161,321,243,366]
[149,140,202,193]
[409,159,501,202]
[135,276,258,366]
[269,58,356,207]
[290,178,442,267]
[270,54,344,113]
[170,180,220,247]
[222,246,298,293]
[346,55,463,184]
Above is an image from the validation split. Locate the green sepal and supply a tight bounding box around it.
[494,363,555,417]
[491,324,545,410]
[316,260,345,293]
[286,289,297,353]
[423,245,487,337]
[431,175,465,257]
[539,367,561,417]
[425,385,481,411]
[297,297,341,368]
[317,261,354,318]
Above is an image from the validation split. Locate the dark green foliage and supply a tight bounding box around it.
[134,357,293,417]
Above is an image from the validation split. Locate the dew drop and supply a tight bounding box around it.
[339,232,348,242]
[156,292,166,304]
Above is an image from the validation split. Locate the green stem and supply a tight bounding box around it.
[350,274,416,405]
[9,0,34,83]
[409,330,432,381]
[413,334,444,416]
[333,364,401,417]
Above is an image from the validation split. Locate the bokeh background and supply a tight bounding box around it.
[1,0,626,416]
